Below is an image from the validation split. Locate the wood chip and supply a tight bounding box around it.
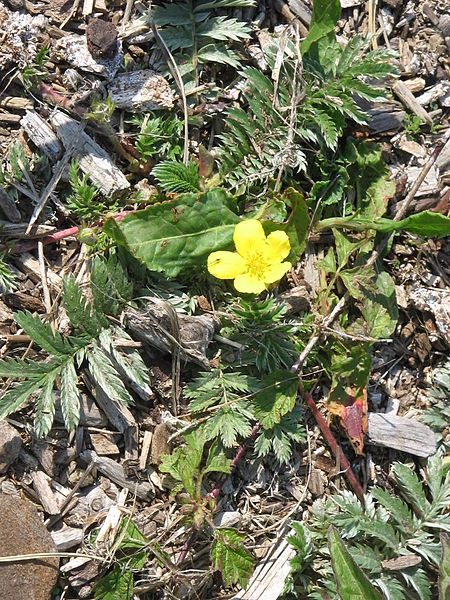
[21,110,63,162]
[392,80,433,124]
[50,110,130,198]
[108,69,175,112]
[367,413,437,457]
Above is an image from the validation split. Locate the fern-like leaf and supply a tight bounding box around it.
[87,343,134,407]
[151,160,200,193]
[60,359,80,431]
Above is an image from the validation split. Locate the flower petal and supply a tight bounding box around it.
[207,251,246,280]
[263,261,292,285]
[233,220,266,258]
[265,230,291,263]
[234,273,266,294]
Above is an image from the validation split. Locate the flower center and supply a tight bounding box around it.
[245,251,268,279]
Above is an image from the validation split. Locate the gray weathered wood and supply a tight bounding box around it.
[50,110,130,198]
[367,413,436,457]
[79,450,154,500]
[21,110,63,162]
[51,526,84,550]
[392,81,433,125]
[108,69,174,112]
[0,186,21,223]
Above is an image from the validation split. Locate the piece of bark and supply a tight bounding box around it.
[150,422,170,465]
[0,112,21,123]
[31,439,55,477]
[55,392,109,428]
[0,186,21,222]
[50,110,130,198]
[4,291,45,312]
[55,34,122,78]
[83,372,138,461]
[278,286,311,315]
[32,470,60,514]
[287,0,311,24]
[89,432,120,456]
[392,81,433,124]
[51,525,83,550]
[139,430,152,470]
[21,110,63,162]
[86,18,118,59]
[79,450,154,500]
[367,103,405,132]
[12,252,62,288]
[367,413,436,457]
[125,302,219,368]
[0,221,55,238]
[233,537,295,600]
[0,96,34,110]
[409,287,450,344]
[108,69,174,112]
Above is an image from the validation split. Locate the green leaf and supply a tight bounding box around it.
[318,247,337,273]
[63,276,104,336]
[0,378,44,421]
[90,255,133,318]
[94,565,133,600]
[159,430,205,497]
[34,372,57,438]
[328,526,383,600]
[253,370,298,429]
[393,462,430,518]
[151,160,200,194]
[439,533,450,600]
[104,189,240,278]
[317,211,450,239]
[203,405,253,447]
[394,211,450,239]
[115,519,147,571]
[60,359,80,431]
[212,528,254,588]
[87,344,134,407]
[301,0,341,54]
[360,271,398,339]
[204,441,232,476]
[15,311,72,357]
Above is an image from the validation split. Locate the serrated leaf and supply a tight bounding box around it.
[63,276,105,336]
[328,526,383,600]
[34,372,57,437]
[0,358,57,378]
[151,160,200,194]
[393,463,430,518]
[204,441,232,475]
[203,405,253,447]
[15,311,72,357]
[159,430,205,497]
[197,44,241,67]
[115,519,147,571]
[90,255,133,318]
[212,528,254,588]
[94,565,133,600]
[0,378,43,421]
[60,359,80,431]
[253,370,298,429]
[104,189,240,278]
[197,16,250,41]
[360,271,398,339]
[87,344,134,407]
[439,533,450,600]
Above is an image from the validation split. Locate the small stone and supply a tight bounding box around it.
[0,421,22,474]
[0,495,59,600]
[86,18,118,59]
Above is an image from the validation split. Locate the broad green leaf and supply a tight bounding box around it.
[318,247,336,273]
[301,0,341,54]
[204,441,232,476]
[333,229,369,267]
[360,271,398,339]
[160,430,205,497]
[394,211,450,239]
[94,565,133,600]
[328,526,383,600]
[439,533,450,600]
[212,528,254,588]
[253,370,298,429]
[264,188,309,263]
[104,189,240,278]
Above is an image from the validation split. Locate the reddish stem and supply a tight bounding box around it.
[304,392,365,505]
[9,211,132,254]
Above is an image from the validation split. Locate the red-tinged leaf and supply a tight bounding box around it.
[329,388,368,455]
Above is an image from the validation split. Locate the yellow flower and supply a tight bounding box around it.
[207,219,291,294]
